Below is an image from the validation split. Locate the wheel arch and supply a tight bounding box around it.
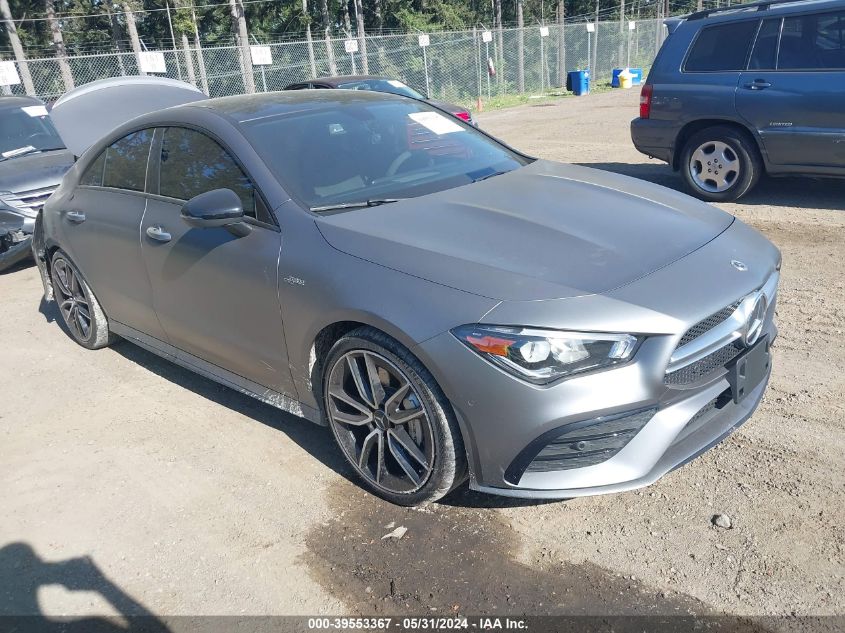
[673,119,765,171]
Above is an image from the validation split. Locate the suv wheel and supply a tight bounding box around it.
[680,126,762,202]
[321,326,467,506]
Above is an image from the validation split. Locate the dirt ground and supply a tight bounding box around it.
[1,89,843,626]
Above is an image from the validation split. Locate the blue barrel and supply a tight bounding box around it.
[568,70,590,96]
[629,68,644,85]
[611,68,624,88]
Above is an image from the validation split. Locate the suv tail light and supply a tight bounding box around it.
[639,84,653,119]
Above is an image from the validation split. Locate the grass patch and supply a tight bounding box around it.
[467,81,625,113]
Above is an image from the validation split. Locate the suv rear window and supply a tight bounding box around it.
[685,20,758,72]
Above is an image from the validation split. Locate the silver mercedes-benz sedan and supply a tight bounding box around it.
[34,88,780,506]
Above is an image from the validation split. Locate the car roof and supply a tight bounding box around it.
[684,0,842,25]
[185,88,408,124]
[0,95,45,111]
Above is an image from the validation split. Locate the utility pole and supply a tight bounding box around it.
[0,0,35,95]
[124,3,145,75]
[302,0,317,77]
[45,0,75,91]
[229,0,255,93]
[354,0,368,73]
[192,4,209,94]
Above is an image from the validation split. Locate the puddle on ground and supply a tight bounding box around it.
[304,480,768,627]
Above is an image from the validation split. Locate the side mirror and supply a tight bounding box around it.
[181,189,251,237]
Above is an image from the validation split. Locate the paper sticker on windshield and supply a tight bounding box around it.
[408,112,464,135]
[387,80,408,89]
[22,105,48,118]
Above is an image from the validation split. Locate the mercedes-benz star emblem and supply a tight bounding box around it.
[743,295,767,347]
[731,260,748,272]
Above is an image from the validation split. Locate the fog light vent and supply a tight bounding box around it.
[505,407,657,483]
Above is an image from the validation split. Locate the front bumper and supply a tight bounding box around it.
[414,222,780,500]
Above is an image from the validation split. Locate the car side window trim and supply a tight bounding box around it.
[151,124,279,231]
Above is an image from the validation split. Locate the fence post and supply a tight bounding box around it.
[516,1,525,93]
[556,0,565,88]
[0,0,35,95]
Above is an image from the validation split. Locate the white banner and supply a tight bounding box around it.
[418,34,430,47]
[0,61,21,86]
[344,39,358,53]
[482,31,493,43]
[540,26,549,38]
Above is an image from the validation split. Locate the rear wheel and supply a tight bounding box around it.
[50,250,116,350]
[680,126,762,202]
[321,327,466,506]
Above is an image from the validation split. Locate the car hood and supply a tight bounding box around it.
[0,149,74,194]
[315,160,734,301]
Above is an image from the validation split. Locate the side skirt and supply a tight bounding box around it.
[110,321,323,425]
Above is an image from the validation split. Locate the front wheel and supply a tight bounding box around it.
[321,327,466,506]
[680,126,762,202]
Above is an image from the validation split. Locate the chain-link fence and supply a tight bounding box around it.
[3,19,666,104]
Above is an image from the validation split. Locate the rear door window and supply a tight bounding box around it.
[101,129,153,192]
[684,20,759,72]
[779,10,845,70]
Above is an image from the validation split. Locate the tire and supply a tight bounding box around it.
[680,126,763,202]
[320,326,467,506]
[50,250,117,350]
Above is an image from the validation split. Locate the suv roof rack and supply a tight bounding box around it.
[687,0,820,21]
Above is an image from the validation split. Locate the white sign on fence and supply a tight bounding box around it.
[0,61,21,86]
[418,34,430,47]
[629,21,637,30]
[482,30,493,43]
[250,45,273,65]
[344,39,358,53]
[139,51,167,74]
[539,26,549,37]
[586,23,596,33]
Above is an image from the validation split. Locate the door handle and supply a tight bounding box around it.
[66,211,86,223]
[145,225,172,243]
[744,80,772,90]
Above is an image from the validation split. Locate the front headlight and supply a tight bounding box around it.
[452,325,642,384]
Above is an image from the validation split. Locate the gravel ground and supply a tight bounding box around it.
[1,88,842,624]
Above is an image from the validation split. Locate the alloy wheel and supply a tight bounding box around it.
[688,140,741,193]
[326,350,436,494]
[53,258,93,342]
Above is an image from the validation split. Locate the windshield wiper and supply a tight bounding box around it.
[310,198,405,212]
[470,170,508,183]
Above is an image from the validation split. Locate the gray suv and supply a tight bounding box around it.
[631,0,845,202]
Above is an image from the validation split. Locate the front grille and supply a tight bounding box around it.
[678,300,741,348]
[2,186,56,214]
[665,341,744,386]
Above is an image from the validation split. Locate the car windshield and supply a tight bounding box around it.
[242,98,528,211]
[335,78,426,100]
[0,105,66,159]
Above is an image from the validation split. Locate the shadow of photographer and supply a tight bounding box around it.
[0,542,170,633]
